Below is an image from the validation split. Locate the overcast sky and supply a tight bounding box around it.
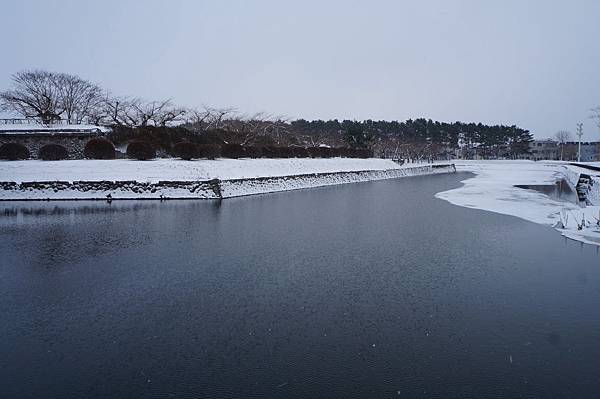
[2,0,599,139]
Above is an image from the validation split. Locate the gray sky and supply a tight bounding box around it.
[2,0,599,139]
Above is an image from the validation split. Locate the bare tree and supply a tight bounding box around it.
[395,141,435,163]
[0,70,107,125]
[184,106,238,132]
[93,95,137,126]
[127,98,157,126]
[126,99,186,126]
[0,70,63,123]
[209,107,237,130]
[374,136,402,159]
[555,130,572,160]
[152,105,187,126]
[264,117,292,145]
[89,96,186,127]
[183,109,294,146]
[185,106,215,129]
[222,113,293,145]
[55,73,104,124]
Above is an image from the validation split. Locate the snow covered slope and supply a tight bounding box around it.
[0,158,457,200]
[0,158,402,183]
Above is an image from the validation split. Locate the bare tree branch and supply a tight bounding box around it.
[0,70,63,123]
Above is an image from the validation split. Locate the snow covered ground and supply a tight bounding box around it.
[0,123,108,133]
[436,160,600,246]
[0,158,402,183]
[0,158,455,201]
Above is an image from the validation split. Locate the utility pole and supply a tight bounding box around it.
[576,123,584,162]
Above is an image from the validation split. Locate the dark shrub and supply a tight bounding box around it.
[341,148,373,158]
[221,143,245,159]
[197,144,221,159]
[307,147,320,158]
[261,146,280,158]
[0,143,30,160]
[38,144,68,160]
[292,147,309,158]
[307,147,334,158]
[318,147,332,158]
[108,125,222,153]
[277,147,294,158]
[84,138,115,159]
[126,141,156,160]
[354,148,373,158]
[173,142,198,160]
[331,148,345,157]
[243,146,262,159]
[253,135,277,147]
[341,148,355,158]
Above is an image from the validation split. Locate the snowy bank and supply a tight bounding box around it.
[436,160,600,246]
[563,164,600,205]
[0,123,108,134]
[0,158,401,183]
[0,158,455,200]
[221,165,455,198]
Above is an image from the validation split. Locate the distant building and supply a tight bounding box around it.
[527,140,559,161]
[562,142,600,162]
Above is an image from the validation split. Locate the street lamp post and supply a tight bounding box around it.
[576,123,583,162]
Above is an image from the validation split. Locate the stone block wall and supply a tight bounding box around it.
[0,164,457,200]
[0,133,98,159]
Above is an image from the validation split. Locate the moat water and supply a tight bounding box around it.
[1,173,599,398]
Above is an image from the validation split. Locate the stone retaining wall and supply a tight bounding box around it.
[0,133,99,159]
[0,164,456,201]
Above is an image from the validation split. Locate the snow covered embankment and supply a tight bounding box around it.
[0,158,455,200]
[435,161,600,246]
[563,164,600,206]
[222,165,455,198]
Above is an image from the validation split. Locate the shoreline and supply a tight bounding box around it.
[436,160,600,246]
[0,160,456,201]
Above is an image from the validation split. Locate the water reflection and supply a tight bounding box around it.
[0,200,226,270]
[515,179,579,204]
[2,201,162,219]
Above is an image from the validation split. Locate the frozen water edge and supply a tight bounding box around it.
[435,160,600,246]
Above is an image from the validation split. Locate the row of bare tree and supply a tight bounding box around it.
[373,138,449,162]
[0,70,185,125]
[0,70,293,135]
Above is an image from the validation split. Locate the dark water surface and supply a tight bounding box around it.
[1,173,600,399]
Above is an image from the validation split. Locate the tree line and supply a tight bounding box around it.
[1,69,540,159]
[289,118,533,160]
